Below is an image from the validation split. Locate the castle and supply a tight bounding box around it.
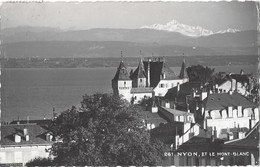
[112,56,189,103]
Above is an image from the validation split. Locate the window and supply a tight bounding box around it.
[124,81,126,87]
[14,152,22,163]
[160,84,164,88]
[140,79,142,82]
[0,152,6,163]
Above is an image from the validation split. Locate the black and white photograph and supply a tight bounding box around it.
[0,0,259,166]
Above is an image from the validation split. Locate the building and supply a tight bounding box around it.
[194,91,259,140]
[112,56,189,104]
[0,121,54,166]
[162,82,202,110]
[222,122,259,166]
[213,72,254,96]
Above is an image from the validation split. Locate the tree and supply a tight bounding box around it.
[46,93,164,166]
[26,157,53,166]
[187,64,215,83]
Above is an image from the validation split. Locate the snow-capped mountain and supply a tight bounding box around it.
[141,19,240,37]
[216,28,240,34]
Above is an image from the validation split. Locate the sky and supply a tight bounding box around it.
[0,1,258,31]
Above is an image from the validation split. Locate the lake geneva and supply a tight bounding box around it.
[1,65,257,122]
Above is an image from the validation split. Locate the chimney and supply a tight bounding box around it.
[175,135,180,150]
[211,126,217,142]
[25,135,29,141]
[23,128,28,136]
[231,78,236,91]
[187,103,190,113]
[173,103,176,110]
[147,58,151,87]
[177,83,180,93]
[195,101,199,110]
[237,106,242,117]
[215,84,219,89]
[228,106,233,117]
[191,88,196,98]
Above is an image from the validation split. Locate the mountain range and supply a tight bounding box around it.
[1,21,258,58]
[141,19,240,37]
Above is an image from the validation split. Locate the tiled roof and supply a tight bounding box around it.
[140,110,167,127]
[229,74,250,84]
[151,122,185,144]
[1,124,54,146]
[164,82,201,101]
[224,122,259,148]
[131,87,153,93]
[203,92,257,110]
[160,106,192,116]
[112,61,131,81]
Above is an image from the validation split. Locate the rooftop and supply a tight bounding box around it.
[140,110,167,127]
[112,60,131,81]
[1,123,54,146]
[160,106,192,116]
[203,92,257,110]
[164,82,201,100]
[224,122,259,148]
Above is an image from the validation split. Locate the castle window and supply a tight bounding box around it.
[124,81,126,87]
[140,79,142,82]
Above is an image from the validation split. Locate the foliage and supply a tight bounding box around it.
[48,93,165,166]
[187,64,215,83]
[26,157,53,166]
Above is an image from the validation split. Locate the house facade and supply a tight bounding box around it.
[194,91,259,140]
[0,121,54,166]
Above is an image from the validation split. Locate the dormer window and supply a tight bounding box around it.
[46,133,53,141]
[15,134,21,143]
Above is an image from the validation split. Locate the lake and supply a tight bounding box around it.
[1,64,257,122]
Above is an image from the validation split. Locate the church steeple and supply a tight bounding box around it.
[179,58,188,79]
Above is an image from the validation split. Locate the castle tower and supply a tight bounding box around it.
[130,57,147,88]
[112,55,132,102]
[179,58,189,83]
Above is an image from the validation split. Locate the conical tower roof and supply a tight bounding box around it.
[179,59,188,79]
[131,57,147,79]
[112,56,131,81]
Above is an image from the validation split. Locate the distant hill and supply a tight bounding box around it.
[2,41,257,58]
[1,27,258,58]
